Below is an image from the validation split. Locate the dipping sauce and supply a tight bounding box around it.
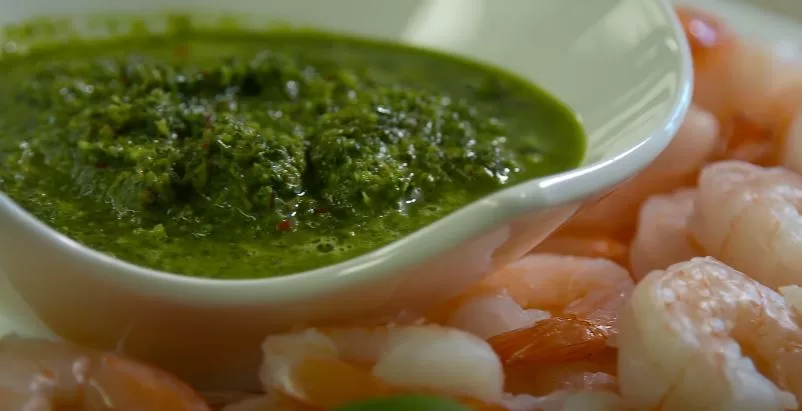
[0,29,585,279]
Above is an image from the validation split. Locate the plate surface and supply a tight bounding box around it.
[0,0,792,346]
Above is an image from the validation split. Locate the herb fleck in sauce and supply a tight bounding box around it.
[0,31,585,279]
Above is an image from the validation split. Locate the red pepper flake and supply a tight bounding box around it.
[201,143,209,150]
[276,219,292,232]
[95,162,108,169]
[314,207,329,215]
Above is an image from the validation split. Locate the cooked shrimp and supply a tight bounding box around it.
[0,335,210,410]
[629,188,700,280]
[676,5,802,166]
[424,254,631,402]
[257,325,506,409]
[559,105,718,240]
[433,254,633,343]
[483,254,634,338]
[491,320,620,405]
[257,324,619,411]
[617,257,802,411]
[689,161,802,289]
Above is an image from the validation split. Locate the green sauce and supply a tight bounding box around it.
[0,29,585,279]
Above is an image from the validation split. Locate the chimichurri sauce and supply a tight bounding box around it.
[0,31,585,279]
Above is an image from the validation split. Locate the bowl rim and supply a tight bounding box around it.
[0,0,693,305]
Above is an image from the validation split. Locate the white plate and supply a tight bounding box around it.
[0,0,798,342]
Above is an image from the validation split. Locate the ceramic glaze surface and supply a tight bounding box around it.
[0,0,691,390]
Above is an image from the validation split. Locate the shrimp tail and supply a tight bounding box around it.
[487,316,609,367]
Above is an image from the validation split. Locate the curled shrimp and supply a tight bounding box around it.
[617,257,802,411]
[676,5,802,167]
[0,335,210,410]
[482,254,634,339]
[629,188,701,280]
[432,254,634,343]
[424,254,632,404]
[689,161,802,289]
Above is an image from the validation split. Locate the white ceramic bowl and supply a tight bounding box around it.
[0,0,691,390]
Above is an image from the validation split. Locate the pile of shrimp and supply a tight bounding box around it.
[6,6,802,411]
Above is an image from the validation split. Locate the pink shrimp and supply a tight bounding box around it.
[422,254,633,407]
[689,161,802,289]
[676,5,802,168]
[429,254,634,342]
[0,335,211,410]
[617,257,802,411]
